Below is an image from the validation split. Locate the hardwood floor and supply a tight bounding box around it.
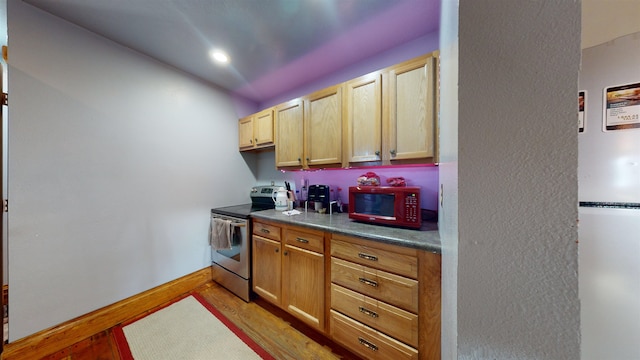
[34,281,362,360]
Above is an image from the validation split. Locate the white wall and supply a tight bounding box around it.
[7,1,256,341]
[442,1,581,358]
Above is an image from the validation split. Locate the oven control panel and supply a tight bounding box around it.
[251,185,283,198]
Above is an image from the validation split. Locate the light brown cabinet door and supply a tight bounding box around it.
[304,85,342,167]
[254,108,274,147]
[386,54,437,162]
[275,99,304,168]
[282,243,325,331]
[252,235,282,306]
[238,116,254,150]
[344,72,382,164]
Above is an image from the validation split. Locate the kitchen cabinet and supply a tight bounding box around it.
[252,219,326,332]
[238,108,275,151]
[238,116,254,149]
[274,99,304,168]
[252,220,282,304]
[343,52,439,167]
[304,84,343,168]
[385,52,438,164]
[329,233,441,360]
[282,226,326,331]
[344,71,383,165]
[250,52,439,168]
[275,85,343,169]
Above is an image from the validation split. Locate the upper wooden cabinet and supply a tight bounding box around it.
[385,53,438,164]
[275,85,343,170]
[304,84,343,168]
[238,108,275,151]
[344,52,438,167]
[238,116,254,150]
[274,99,304,168]
[344,72,382,165]
[241,51,439,167]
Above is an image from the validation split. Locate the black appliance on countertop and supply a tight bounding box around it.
[210,185,282,301]
[307,184,338,213]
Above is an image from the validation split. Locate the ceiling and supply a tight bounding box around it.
[7,1,640,104]
[22,0,440,104]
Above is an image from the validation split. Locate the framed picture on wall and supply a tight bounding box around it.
[603,82,640,132]
[579,90,586,133]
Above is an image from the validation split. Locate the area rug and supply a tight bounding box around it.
[113,293,274,360]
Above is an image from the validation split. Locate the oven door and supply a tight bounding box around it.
[210,214,249,279]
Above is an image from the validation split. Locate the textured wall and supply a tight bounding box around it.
[454,1,581,359]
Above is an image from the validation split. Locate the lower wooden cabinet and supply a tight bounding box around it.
[331,283,419,348]
[330,310,419,360]
[331,257,419,313]
[330,233,441,360]
[282,227,325,330]
[251,220,441,360]
[252,234,281,304]
[252,220,326,332]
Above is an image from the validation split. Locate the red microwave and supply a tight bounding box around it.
[348,186,421,229]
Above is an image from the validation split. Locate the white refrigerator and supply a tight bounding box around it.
[578,32,640,360]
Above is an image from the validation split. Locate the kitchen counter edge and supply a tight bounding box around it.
[250,209,441,254]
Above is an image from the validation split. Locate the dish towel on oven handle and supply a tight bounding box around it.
[210,218,233,250]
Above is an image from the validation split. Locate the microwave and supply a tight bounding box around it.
[348,186,421,229]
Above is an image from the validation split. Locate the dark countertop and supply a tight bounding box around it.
[250,209,441,254]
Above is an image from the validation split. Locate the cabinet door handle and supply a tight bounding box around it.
[359,306,379,318]
[358,337,378,352]
[296,237,309,244]
[375,150,380,156]
[359,277,378,287]
[358,252,378,262]
[390,149,397,156]
[275,248,279,253]
[260,228,270,234]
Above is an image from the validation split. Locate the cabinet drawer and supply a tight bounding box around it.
[285,228,324,253]
[253,221,281,242]
[331,257,418,313]
[330,310,418,360]
[331,284,418,347]
[331,238,418,279]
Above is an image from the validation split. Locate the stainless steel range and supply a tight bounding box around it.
[209,185,281,301]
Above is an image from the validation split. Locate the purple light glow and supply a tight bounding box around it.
[233,0,440,103]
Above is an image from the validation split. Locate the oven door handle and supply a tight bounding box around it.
[211,216,246,227]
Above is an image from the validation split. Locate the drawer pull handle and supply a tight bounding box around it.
[260,228,270,234]
[295,237,309,243]
[359,306,378,318]
[358,337,378,352]
[358,253,378,261]
[359,277,378,287]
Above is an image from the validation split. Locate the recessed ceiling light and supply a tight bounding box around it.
[210,49,229,64]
